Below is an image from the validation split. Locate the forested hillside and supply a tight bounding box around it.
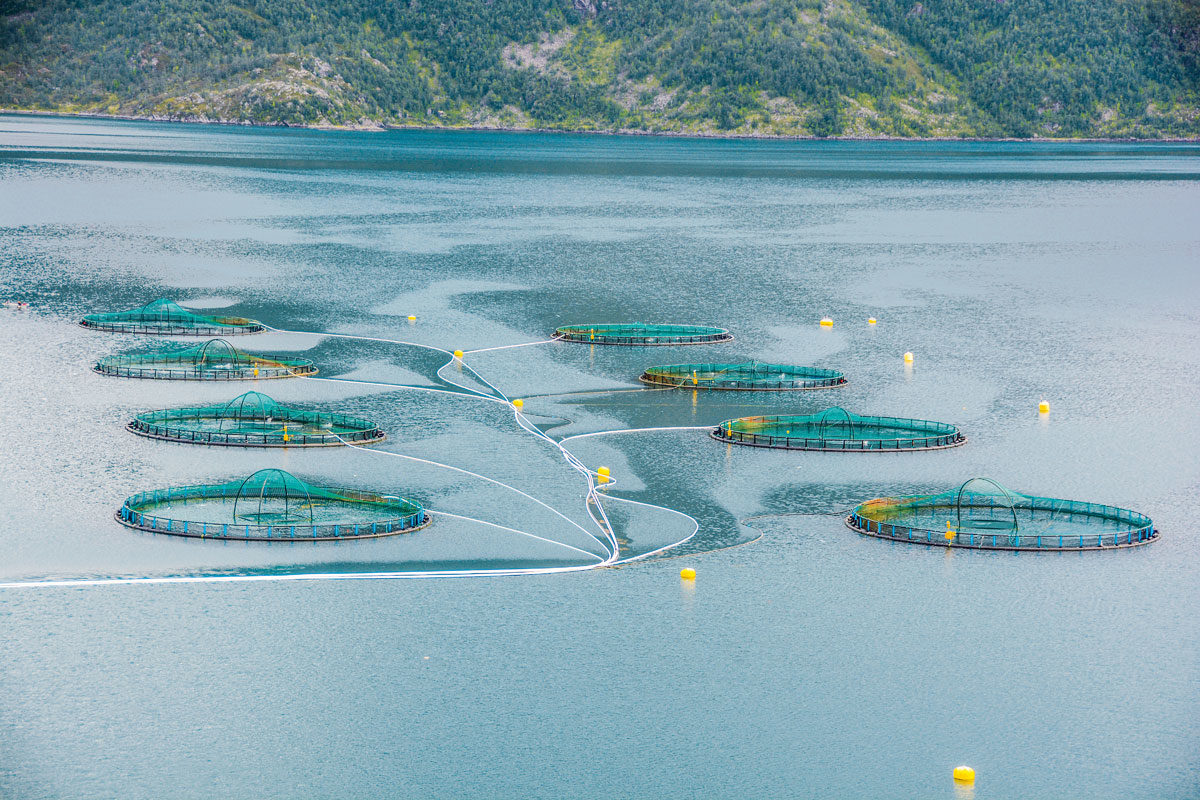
[2,0,1198,137]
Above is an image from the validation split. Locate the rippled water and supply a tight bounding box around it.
[0,115,1197,798]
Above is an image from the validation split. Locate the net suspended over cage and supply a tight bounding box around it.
[117,468,428,541]
[80,298,265,336]
[712,407,965,451]
[128,391,385,447]
[554,323,733,346]
[847,477,1157,551]
[94,338,317,380]
[640,361,846,390]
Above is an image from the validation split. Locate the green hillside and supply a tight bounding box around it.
[1,0,1197,137]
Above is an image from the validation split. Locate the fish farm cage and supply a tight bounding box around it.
[712,407,965,451]
[128,391,384,447]
[640,361,846,390]
[80,298,265,336]
[554,323,733,346]
[117,469,429,541]
[846,477,1157,551]
[94,338,317,380]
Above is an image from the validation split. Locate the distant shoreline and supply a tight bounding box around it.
[3,107,1198,144]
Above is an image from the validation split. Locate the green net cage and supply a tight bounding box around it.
[712,407,965,451]
[81,298,265,335]
[117,468,428,541]
[554,323,733,346]
[847,477,1157,551]
[128,391,385,447]
[640,361,847,390]
[94,338,317,380]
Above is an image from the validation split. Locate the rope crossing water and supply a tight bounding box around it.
[0,324,709,588]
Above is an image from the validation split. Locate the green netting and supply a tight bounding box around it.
[81,298,265,335]
[847,477,1157,551]
[555,323,733,345]
[712,407,965,451]
[94,338,317,380]
[117,468,428,541]
[128,391,384,447]
[640,361,846,390]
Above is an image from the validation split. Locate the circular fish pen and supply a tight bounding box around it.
[81,298,265,336]
[640,361,846,390]
[712,407,965,451]
[94,339,317,380]
[555,323,733,346]
[128,391,385,447]
[846,477,1157,551]
[117,469,429,541]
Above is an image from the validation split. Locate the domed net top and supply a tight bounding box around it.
[848,477,1157,550]
[94,338,317,380]
[117,469,427,541]
[713,407,965,451]
[129,391,385,447]
[554,323,733,346]
[640,361,846,390]
[81,298,265,335]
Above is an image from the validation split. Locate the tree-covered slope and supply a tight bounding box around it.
[1,0,1197,137]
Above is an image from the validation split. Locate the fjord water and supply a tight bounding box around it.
[1,115,1198,798]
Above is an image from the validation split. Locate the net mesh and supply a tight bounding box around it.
[129,391,384,446]
[118,469,426,541]
[555,323,732,345]
[848,478,1156,550]
[640,361,846,390]
[81,298,265,335]
[713,407,964,451]
[95,338,317,380]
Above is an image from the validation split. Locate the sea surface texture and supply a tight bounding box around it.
[0,115,1197,798]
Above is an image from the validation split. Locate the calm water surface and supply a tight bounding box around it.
[0,115,1198,798]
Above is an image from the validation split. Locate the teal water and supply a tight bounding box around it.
[0,114,1198,798]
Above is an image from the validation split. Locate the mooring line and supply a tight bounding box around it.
[0,324,711,589]
[464,338,558,355]
[560,425,714,443]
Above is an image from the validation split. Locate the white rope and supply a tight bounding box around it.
[0,325,712,589]
[426,508,605,561]
[560,425,714,443]
[464,339,558,354]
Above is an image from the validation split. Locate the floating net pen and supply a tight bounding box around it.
[846,477,1157,551]
[94,338,317,380]
[81,298,265,336]
[554,323,733,346]
[117,469,428,541]
[128,391,384,447]
[640,361,846,390]
[712,407,965,451]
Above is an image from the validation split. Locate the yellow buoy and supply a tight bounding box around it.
[904,351,914,364]
[513,398,524,409]
[820,317,833,327]
[680,567,696,580]
[953,765,975,784]
[1039,400,1050,414]
[453,350,464,360]
[868,317,877,325]
[407,315,416,321]
[597,466,611,484]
